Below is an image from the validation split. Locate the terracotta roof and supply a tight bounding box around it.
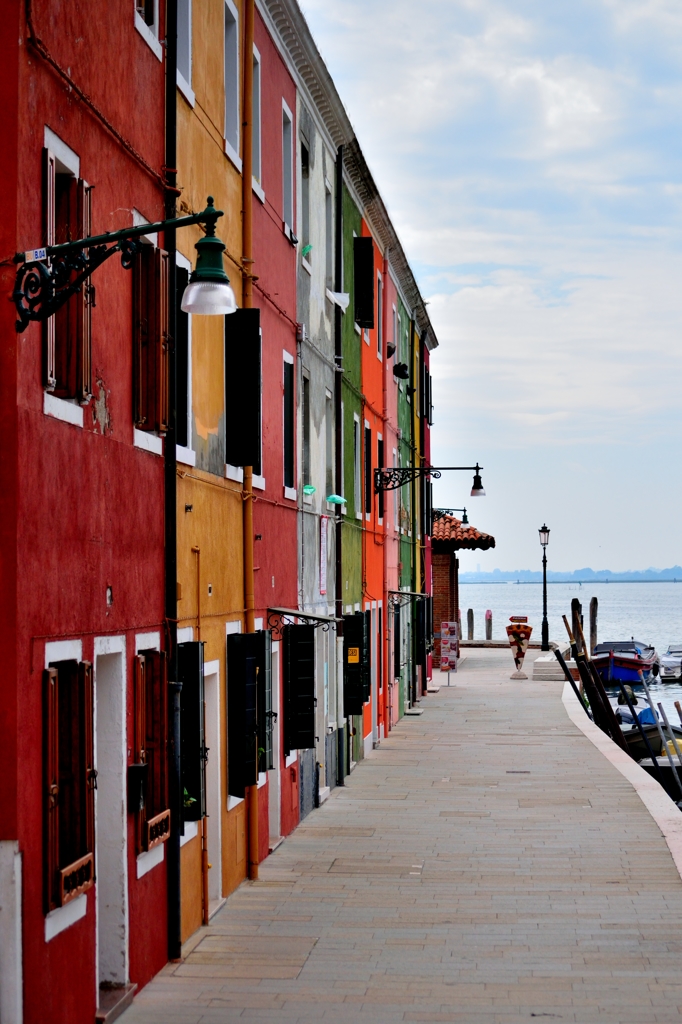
[431,515,496,550]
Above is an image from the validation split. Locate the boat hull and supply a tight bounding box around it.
[593,651,656,684]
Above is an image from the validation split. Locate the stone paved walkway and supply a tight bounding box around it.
[121,650,682,1023]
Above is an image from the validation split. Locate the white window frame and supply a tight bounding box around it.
[283,350,296,500]
[353,414,362,520]
[377,272,383,360]
[252,46,263,199]
[377,432,383,525]
[325,179,333,291]
[224,0,241,170]
[175,251,195,466]
[134,0,162,61]
[177,0,195,107]
[282,101,294,237]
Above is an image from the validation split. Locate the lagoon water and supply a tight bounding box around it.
[459,581,682,722]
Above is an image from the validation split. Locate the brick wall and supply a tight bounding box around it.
[433,552,453,667]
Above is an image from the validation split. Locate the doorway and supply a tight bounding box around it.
[204,665,222,910]
[94,649,128,995]
[268,643,281,846]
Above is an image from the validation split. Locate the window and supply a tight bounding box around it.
[377,273,383,359]
[224,0,240,164]
[302,371,311,488]
[132,650,170,853]
[43,145,92,403]
[135,0,161,59]
[282,103,293,231]
[364,424,372,517]
[132,245,169,433]
[283,625,315,756]
[283,355,295,489]
[177,0,193,99]
[136,0,155,26]
[252,47,262,185]
[301,142,310,260]
[392,305,397,361]
[377,435,384,521]
[178,642,206,822]
[176,259,191,449]
[353,415,361,518]
[225,308,262,474]
[44,660,95,911]
[325,390,333,497]
[325,184,333,289]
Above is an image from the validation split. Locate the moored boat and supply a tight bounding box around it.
[592,641,659,684]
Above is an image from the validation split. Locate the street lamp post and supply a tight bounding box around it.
[539,524,550,651]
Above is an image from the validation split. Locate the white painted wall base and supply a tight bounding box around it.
[0,840,22,1024]
[136,843,164,879]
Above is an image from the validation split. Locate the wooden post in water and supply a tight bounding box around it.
[485,609,492,640]
[571,598,583,652]
[589,597,598,655]
[467,608,474,640]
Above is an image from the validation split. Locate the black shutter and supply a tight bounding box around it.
[283,625,316,753]
[178,641,206,821]
[256,629,274,772]
[343,613,365,715]
[377,438,384,520]
[227,633,259,798]
[362,610,371,702]
[364,426,372,515]
[225,308,262,472]
[283,359,294,488]
[417,600,426,668]
[176,265,189,448]
[394,606,401,678]
[353,236,374,328]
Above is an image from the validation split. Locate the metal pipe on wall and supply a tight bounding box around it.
[334,144,345,785]
[164,0,182,963]
[241,0,259,881]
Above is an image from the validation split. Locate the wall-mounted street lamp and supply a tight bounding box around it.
[12,196,236,332]
[432,507,469,526]
[374,463,485,495]
[539,523,550,651]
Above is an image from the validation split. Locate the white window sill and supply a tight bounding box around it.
[177,70,195,107]
[134,429,163,456]
[377,349,383,361]
[301,257,312,276]
[253,474,266,490]
[180,820,198,848]
[325,288,335,305]
[354,322,361,335]
[227,795,244,812]
[44,392,83,428]
[177,626,194,643]
[355,512,362,521]
[284,486,297,501]
[285,750,297,768]
[365,513,371,521]
[134,12,162,61]
[224,139,242,172]
[364,331,370,346]
[326,501,344,513]
[136,842,165,879]
[225,464,244,483]
[45,893,87,943]
[303,494,313,505]
[176,445,196,466]
[257,771,267,789]
[252,178,265,204]
[283,223,297,245]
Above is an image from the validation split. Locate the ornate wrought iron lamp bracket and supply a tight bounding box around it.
[266,609,337,641]
[374,465,483,494]
[12,198,223,333]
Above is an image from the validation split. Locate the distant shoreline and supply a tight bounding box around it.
[460,579,682,585]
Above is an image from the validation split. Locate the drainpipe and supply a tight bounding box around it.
[164,0,182,962]
[241,0,258,881]
[334,145,345,785]
[410,321,418,704]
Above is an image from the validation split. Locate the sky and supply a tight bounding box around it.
[300,0,682,573]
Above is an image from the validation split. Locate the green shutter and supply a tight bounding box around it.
[178,641,206,821]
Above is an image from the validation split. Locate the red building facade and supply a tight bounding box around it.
[0,4,170,1021]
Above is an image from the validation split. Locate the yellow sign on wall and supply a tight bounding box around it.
[347,647,360,663]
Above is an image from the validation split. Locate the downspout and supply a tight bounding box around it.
[241,0,258,881]
[334,144,345,785]
[382,252,389,734]
[410,321,418,704]
[164,0,182,963]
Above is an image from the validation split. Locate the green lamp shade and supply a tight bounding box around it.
[303,484,316,494]
[326,494,346,504]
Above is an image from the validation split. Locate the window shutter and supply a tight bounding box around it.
[225,308,262,473]
[77,180,92,404]
[353,236,374,328]
[43,149,56,390]
[178,641,206,822]
[364,426,372,515]
[52,175,80,399]
[393,606,401,678]
[139,649,170,850]
[80,661,96,858]
[227,633,260,798]
[283,625,315,751]
[133,247,170,433]
[44,667,59,911]
[176,265,190,448]
[343,613,365,716]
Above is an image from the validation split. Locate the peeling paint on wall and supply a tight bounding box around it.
[91,373,112,435]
